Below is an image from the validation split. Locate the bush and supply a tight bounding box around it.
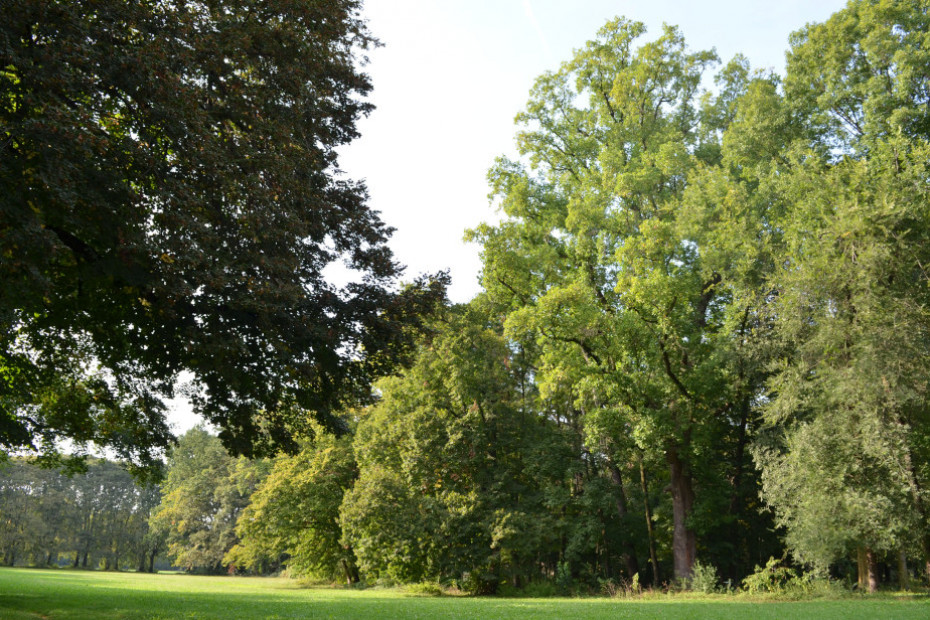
[555,561,573,595]
[741,556,843,598]
[498,581,559,597]
[742,556,799,595]
[689,561,719,594]
[405,581,444,596]
[600,572,642,598]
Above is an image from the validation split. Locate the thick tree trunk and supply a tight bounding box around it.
[639,456,660,586]
[867,548,879,593]
[667,448,696,582]
[605,458,641,580]
[858,546,879,592]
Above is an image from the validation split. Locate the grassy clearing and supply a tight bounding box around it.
[1,567,928,619]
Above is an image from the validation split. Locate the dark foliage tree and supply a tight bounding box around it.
[0,0,446,471]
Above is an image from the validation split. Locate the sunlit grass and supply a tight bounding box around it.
[1,567,928,619]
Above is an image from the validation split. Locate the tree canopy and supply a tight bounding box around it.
[0,0,445,470]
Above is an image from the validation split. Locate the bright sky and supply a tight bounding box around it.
[168,0,848,433]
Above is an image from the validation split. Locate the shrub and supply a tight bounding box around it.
[689,561,719,594]
[740,556,844,598]
[405,581,444,597]
[600,572,642,598]
[555,561,573,595]
[742,556,799,595]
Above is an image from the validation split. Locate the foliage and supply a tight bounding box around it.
[741,557,804,595]
[0,0,447,471]
[404,581,445,597]
[469,13,782,582]
[3,0,930,595]
[227,429,358,581]
[340,303,579,591]
[689,561,719,594]
[0,457,162,570]
[751,0,930,582]
[152,427,268,572]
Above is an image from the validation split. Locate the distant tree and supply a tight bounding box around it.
[152,427,268,573]
[0,0,446,472]
[0,457,158,569]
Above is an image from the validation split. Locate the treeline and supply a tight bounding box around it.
[232,0,927,592]
[0,459,162,571]
[3,0,930,596]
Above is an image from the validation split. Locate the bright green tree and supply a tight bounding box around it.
[469,18,782,580]
[226,429,359,582]
[152,427,268,573]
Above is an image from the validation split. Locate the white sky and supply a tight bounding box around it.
[168,0,848,433]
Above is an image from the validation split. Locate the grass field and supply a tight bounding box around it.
[1,567,929,619]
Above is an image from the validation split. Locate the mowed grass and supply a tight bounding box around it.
[1,567,928,620]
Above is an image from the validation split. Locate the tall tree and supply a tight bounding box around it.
[755,0,930,589]
[470,18,779,580]
[0,0,445,470]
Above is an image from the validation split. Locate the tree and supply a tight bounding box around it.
[226,428,359,582]
[0,0,446,470]
[749,0,930,590]
[0,457,160,569]
[340,303,574,591]
[469,18,781,580]
[152,427,268,572]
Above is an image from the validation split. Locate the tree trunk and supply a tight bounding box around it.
[149,548,157,574]
[867,548,879,593]
[639,456,660,586]
[857,546,868,590]
[667,447,696,582]
[858,546,879,592]
[898,549,909,590]
[605,458,641,580]
[923,536,930,587]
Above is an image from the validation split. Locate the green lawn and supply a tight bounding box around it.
[1,567,928,619]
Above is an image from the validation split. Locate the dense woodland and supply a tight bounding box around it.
[3,0,930,597]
